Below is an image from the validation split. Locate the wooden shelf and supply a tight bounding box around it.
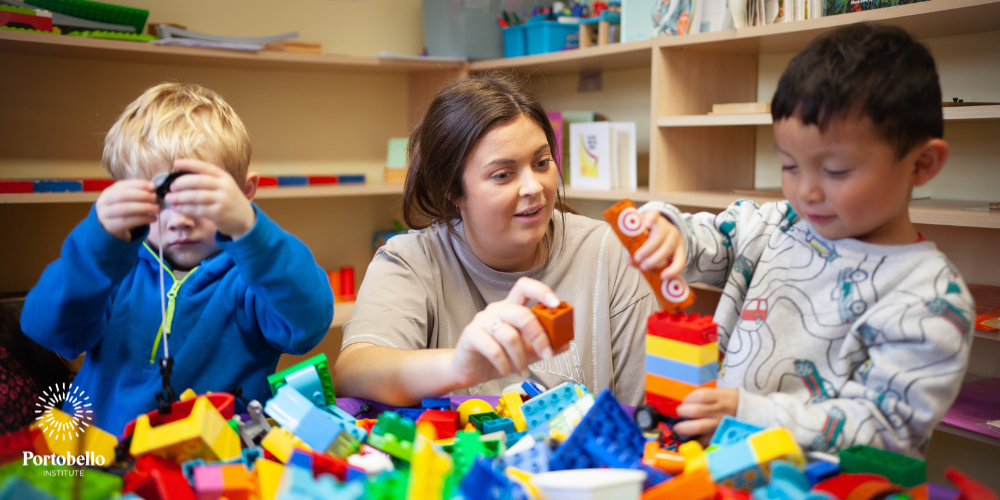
[657,105,1000,127]
[935,422,1000,447]
[0,30,465,73]
[469,39,654,73]
[564,189,1000,229]
[655,0,1000,54]
[0,184,404,204]
[974,330,1000,342]
[331,301,355,330]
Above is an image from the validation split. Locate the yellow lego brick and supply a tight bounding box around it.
[417,421,438,440]
[505,466,541,499]
[130,396,241,463]
[647,335,718,365]
[679,440,707,473]
[748,428,804,467]
[179,388,197,401]
[256,458,284,500]
[686,453,708,474]
[30,408,118,466]
[406,436,453,500]
[260,427,312,464]
[496,392,528,432]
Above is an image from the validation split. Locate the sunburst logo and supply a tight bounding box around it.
[34,383,93,441]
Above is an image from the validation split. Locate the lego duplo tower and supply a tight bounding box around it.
[603,199,720,420]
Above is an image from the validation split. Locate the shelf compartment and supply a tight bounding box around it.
[0,30,465,73]
[657,105,1000,127]
[0,183,404,204]
[655,0,1000,54]
[468,38,654,73]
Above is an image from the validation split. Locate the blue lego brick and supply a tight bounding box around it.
[548,389,645,472]
[460,458,511,500]
[750,461,812,500]
[803,460,840,487]
[482,417,516,436]
[0,476,61,500]
[345,466,367,483]
[265,385,341,450]
[286,365,327,406]
[277,176,308,186]
[265,384,314,427]
[278,465,364,499]
[707,439,757,482]
[502,441,551,474]
[521,381,544,398]
[638,463,672,490]
[710,416,766,448]
[422,398,450,410]
[645,353,718,385]
[397,407,424,421]
[32,179,82,192]
[288,448,314,471]
[338,175,365,184]
[296,407,341,450]
[520,382,580,430]
[505,430,527,449]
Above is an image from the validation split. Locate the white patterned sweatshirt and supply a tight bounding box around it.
[640,199,974,457]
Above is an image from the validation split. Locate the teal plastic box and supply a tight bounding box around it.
[525,21,579,55]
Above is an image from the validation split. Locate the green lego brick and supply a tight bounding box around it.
[267,353,335,406]
[367,412,417,461]
[838,445,926,487]
[365,469,409,500]
[0,25,58,34]
[25,0,147,34]
[227,418,239,434]
[469,411,501,433]
[0,462,122,500]
[66,29,156,41]
[446,430,486,480]
[0,5,37,15]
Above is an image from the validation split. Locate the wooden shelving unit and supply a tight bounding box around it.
[656,105,1000,127]
[0,183,405,204]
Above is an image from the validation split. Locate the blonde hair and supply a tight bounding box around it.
[102,83,251,183]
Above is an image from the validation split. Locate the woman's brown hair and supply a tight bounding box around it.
[402,72,573,234]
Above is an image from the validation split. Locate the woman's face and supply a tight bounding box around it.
[457,113,558,272]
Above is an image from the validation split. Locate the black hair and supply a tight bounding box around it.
[772,22,943,158]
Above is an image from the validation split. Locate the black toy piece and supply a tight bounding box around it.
[155,356,175,415]
[634,404,695,445]
[151,171,193,208]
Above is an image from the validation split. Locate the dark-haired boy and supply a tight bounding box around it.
[632,22,973,457]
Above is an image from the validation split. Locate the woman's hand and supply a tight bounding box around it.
[449,277,566,388]
[629,211,686,281]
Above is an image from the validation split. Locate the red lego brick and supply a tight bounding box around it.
[258,176,278,188]
[603,199,696,312]
[646,392,681,419]
[716,485,751,500]
[83,179,115,192]
[647,311,718,345]
[813,473,888,499]
[310,450,365,482]
[124,455,186,494]
[0,10,53,32]
[0,180,33,193]
[531,301,574,350]
[308,176,339,185]
[947,468,998,500]
[0,427,39,464]
[122,392,235,439]
[417,410,460,440]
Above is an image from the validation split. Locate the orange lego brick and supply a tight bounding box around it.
[531,301,574,350]
[646,373,716,401]
[602,199,696,312]
[642,468,717,500]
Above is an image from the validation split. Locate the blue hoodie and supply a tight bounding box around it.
[21,204,334,435]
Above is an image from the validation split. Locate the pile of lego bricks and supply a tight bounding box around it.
[1,350,995,500]
[0,175,366,194]
[0,0,155,41]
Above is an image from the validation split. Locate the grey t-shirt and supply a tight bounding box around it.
[341,211,655,406]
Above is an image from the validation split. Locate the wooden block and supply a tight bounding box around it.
[598,20,610,46]
[710,102,771,115]
[264,41,322,54]
[384,168,408,184]
[531,301,574,350]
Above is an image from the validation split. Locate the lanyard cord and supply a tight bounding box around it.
[158,213,169,359]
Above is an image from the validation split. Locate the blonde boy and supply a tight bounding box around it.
[22,83,334,434]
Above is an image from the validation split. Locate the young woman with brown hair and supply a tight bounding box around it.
[333,73,682,406]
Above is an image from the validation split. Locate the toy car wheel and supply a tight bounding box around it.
[635,404,661,432]
[849,269,868,282]
[849,300,867,316]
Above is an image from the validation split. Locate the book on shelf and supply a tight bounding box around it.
[555,111,601,186]
[825,0,929,17]
[569,122,637,191]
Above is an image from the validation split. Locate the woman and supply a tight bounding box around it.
[333,73,682,407]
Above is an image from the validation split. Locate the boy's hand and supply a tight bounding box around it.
[164,159,256,239]
[95,179,159,241]
[629,211,686,281]
[673,388,739,446]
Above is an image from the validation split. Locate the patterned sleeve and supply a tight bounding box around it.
[736,262,974,457]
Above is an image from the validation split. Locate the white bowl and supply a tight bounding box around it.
[531,468,648,500]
